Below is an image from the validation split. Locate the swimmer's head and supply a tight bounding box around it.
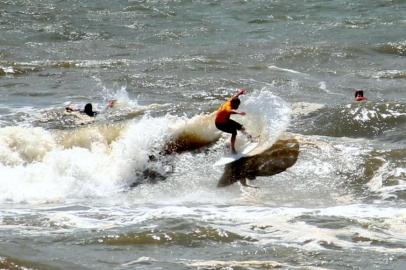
[354,89,364,98]
[84,103,94,116]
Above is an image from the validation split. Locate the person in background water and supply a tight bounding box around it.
[65,100,116,117]
[355,89,367,101]
[215,89,252,154]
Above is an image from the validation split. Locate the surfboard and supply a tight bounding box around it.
[214,142,258,166]
[216,137,299,187]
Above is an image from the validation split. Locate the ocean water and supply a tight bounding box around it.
[1,0,406,269]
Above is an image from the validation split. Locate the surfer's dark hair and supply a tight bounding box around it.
[355,90,364,98]
[230,98,240,109]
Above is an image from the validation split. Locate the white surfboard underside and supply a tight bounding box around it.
[214,143,258,166]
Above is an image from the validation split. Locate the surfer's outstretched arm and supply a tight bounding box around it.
[231,88,246,100]
[229,89,247,115]
[230,110,245,116]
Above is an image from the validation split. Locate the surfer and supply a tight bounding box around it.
[354,89,367,101]
[215,89,252,154]
[65,100,116,117]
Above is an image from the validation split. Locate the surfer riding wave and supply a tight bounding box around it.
[215,89,253,154]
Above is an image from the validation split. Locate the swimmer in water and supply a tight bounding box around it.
[355,89,367,101]
[65,99,116,117]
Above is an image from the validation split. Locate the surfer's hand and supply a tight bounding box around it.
[239,112,246,116]
[238,88,247,95]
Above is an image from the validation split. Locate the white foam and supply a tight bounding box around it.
[367,158,389,192]
[122,257,157,267]
[186,259,282,269]
[291,102,325,116]
[2,199,405,255]
[0,126,56,165]
[0,116,171,203]
[268,65,307,75]
[0,66,16,74]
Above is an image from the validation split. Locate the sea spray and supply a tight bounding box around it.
[0,116,171,203]
[241,89,291,154]
[0,126,56,165]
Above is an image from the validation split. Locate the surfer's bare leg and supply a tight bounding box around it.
[231,132,237,154]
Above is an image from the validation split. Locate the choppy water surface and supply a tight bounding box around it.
[0,0,405,269]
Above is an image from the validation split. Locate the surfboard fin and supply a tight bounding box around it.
[240,178,259,188]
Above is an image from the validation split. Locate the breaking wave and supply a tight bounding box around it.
[0,90,289,203]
